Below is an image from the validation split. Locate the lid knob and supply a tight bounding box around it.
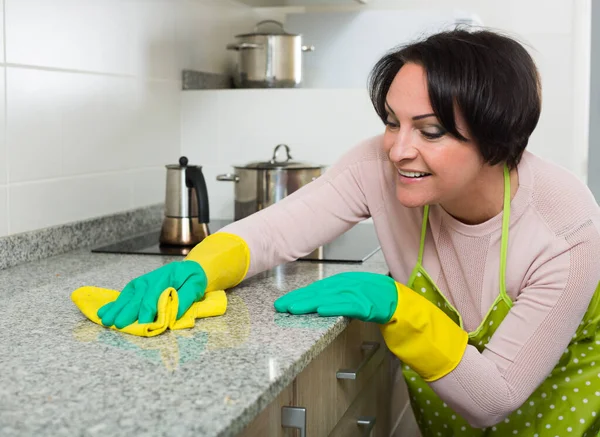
[179,156,189,167]
[270,144,292,164]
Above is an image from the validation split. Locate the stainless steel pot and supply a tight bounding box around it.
[217,144,325,221]
[226,20,315,88]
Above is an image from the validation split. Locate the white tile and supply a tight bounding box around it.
[130,79,181,168]
[523,34,574,90]
[5,0,178,79]
[500,0,573,35]
[209,194,234,222]
[201,164,236,220]
[211,89,311,166]
[130,167,165,209]
[180,89,384,220]
[0,68,6,185]
[209,89,382,167]
[8,69,121,182]
[0,186,8,236]
[9,173,130,234]
[0,0,4,63]
[7,68,64,183]
[529,101,576,172]
[60,74,138,177]
[181,91,221,167]
[7,68,181,183]
[364,0,574,36]
[524,34,581,175]
[286,9,457,88]
[130,2,178,80]
[175,0,258,74]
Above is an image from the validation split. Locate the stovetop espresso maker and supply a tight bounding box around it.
[160,156,210,246]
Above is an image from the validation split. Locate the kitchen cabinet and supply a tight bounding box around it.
[238,319,416,436]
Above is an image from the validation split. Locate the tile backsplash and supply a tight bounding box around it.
[0,0,259,236]
[181,89,384,220]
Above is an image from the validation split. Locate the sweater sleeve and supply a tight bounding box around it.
[217,137,384,278]
[429,218,600,428]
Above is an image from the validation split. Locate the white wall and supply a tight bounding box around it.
[181,88,383,220]
[0,0,260,236]
[285,9,474,88]
[284,0,590,179]
[182,0,591,220]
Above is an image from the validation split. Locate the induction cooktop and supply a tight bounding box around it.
[92,219,381,263]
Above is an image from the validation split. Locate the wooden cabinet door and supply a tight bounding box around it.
[295,320,386,436]
[328,357,391,437]
[237,382,297,437]
[389,359,421,437]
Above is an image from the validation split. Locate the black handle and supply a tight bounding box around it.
[186,166,209,223]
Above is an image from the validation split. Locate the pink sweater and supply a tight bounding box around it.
[219,134,600,427]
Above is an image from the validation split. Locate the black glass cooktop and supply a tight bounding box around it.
[92,219,381,263]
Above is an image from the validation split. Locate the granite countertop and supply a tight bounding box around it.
[0,243,388,437]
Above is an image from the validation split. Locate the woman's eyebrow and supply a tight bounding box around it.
[384,103,435,122]
[412,113,436,121]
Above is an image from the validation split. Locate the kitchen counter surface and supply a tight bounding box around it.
[0,243,389,437]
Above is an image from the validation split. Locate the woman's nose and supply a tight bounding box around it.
[388,130,418,162]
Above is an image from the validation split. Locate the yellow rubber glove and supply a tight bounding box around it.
[185,232,250,292]
[380,282,468,382]
[71,287,227,337]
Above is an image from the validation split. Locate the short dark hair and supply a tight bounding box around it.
[368,28,541,169]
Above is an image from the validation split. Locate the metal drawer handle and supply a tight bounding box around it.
[281,406,306,437]
[336,341,380,380]
[357,416,376,436]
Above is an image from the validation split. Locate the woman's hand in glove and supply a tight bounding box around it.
[274,272,398,323]
[274,271,468,382]
[97,260,207,329]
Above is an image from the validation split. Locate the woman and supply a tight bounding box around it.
[91,29,600,436]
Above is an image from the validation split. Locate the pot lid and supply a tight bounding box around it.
[235,19,299,38]
[240,144,323,170]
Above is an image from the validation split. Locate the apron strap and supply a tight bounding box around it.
[418,205,429,265]
[499,164,511,302]
[418,165,511,300]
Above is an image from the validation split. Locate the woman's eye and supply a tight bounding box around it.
[385,119,400,129]
[421,129,446,140]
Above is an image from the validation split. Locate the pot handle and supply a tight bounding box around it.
[226,42,262,51]
[254,19,286,34]
[217,173,240,182]
[186,166,210,223]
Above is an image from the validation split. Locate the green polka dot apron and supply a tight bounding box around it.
[403,166,600,436]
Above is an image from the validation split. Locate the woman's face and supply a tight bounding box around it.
[382,63,485,209]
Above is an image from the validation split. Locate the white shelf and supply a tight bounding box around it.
[238,0,369,9]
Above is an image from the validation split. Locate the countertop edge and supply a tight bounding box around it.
[220,317,350,437]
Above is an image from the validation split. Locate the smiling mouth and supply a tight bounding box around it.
[397,169,431,178]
